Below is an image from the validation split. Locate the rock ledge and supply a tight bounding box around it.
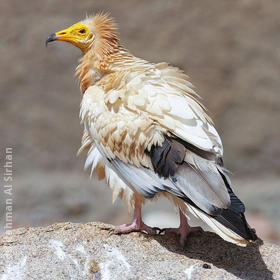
[0,222,279,280]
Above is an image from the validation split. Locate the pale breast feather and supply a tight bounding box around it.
[80,84,166,167]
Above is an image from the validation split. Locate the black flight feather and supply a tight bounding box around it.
[146,135,257,241]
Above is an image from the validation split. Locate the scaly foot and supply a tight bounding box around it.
[114,219,160,235]
[160,209,203,245]
[112,200,160,235]
[161,225,202,245]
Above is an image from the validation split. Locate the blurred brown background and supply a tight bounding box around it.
[1,0,279,244]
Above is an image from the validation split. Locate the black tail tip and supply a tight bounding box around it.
[247,226,258,241]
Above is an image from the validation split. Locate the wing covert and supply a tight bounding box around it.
[120,63,223,157]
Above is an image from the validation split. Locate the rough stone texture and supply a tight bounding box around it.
[0,222,279,280]
[1,0,280,246]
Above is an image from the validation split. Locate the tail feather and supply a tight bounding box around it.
[185,168,257,245]
[185,203,249,246]
[217,167,257,241]
[214,209,257,242]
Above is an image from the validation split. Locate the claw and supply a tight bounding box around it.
[151,227,162,234]
[108,228,115,235]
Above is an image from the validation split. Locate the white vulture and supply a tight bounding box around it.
[46,13,257,246]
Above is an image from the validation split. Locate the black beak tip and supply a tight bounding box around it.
[45,33,58,47]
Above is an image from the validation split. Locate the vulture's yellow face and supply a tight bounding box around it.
[46,22,94,53]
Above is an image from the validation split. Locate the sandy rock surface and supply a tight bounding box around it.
[1,222,279,280]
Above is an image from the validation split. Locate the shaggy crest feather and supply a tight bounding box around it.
[90,13,120,56]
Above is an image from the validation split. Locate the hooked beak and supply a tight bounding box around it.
[45,27,73,47]
[45,33,58,47]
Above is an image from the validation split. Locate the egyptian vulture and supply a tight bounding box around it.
[46,13,257,246]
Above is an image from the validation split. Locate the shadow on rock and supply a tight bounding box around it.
[151,231,274,280]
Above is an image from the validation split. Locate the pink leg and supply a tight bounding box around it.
[114,200,159,235]
[163,209,202,245]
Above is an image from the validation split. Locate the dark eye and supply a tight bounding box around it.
[79,29,86,34]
